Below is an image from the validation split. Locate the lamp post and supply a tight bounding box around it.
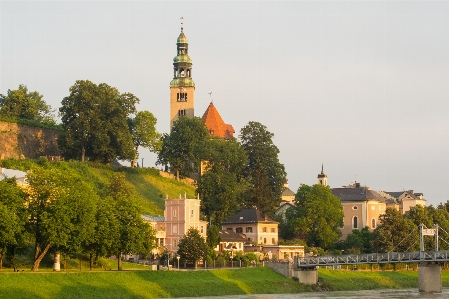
[177,255,180,269]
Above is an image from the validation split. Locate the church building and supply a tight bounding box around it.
[169,24,233,138]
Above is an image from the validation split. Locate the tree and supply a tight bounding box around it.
[0,178,27,271]
[287,184,344,249]
[373,208,418,253]
[156,116,209,179]
[196,138,248,225]
[127,111,161,167]
[26,166,97,271]
[206,225,221,249]
[59,80,138,163]
[239,121,286,214]
[177,227,208,269]
[0,85,55,124]
[343,227,373,254]
[107,173,155,270]
[83,196,119,270]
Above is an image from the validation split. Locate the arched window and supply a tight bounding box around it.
[371,218,376,228]
[352,206,358,210]
[353,216,358,229]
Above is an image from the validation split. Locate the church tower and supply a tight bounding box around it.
[317,164,328,186]
[170,21,195,131]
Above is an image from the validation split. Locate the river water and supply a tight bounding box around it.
[172,288,449,299]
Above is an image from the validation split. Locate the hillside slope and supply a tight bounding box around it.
[0,159,196,216]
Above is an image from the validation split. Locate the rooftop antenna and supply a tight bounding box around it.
[208,91,213,103]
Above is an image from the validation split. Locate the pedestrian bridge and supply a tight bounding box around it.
[293,224,446,293]
[297,250,449,267]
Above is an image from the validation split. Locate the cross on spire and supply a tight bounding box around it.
[180,17,184,32]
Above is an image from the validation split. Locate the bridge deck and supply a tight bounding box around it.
[297,250,449,267]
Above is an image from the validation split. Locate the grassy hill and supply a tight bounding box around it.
[0,158,196,216]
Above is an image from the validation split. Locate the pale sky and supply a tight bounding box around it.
[1,1,448,206]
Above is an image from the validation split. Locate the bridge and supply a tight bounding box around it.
[293,224,447,293]
[298,250,449,267]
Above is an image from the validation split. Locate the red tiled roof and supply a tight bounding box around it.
[202,102,235,139]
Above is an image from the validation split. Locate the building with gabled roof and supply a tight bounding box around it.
[331,182,388,238]
[221,208,279,245]
[378,190,426,214]
[202,102,234,139]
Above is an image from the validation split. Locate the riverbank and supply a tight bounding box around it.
[1,267,449,298]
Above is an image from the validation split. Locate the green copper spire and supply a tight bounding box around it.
[170,20,194,87]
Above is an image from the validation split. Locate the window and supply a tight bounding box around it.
[173,225,178,234]
[201,226,204,234]
[246,227,252,233]
[271,228,275,233]
[190,209,194,218]
[226,227,233,231]
[178,109,186,116]
[352,216,358,229]
[177,92,188,102]
[174,240,177,247]
[262,227,267,233]
[272,238,275,244]
[173,209,177,217]
[371,218,376,228]
[236,227,243,233]
[352,206,358,210]
[263,238,267,244]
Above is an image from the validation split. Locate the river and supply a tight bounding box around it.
[171,288,449,299]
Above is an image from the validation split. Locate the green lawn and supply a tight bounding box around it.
[0,267,309,299]
[319,268,449,291]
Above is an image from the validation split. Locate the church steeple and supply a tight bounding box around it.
[317,164,328,186]
[170,19,195,131]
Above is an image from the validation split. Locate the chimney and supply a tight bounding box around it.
[355,182,361,188]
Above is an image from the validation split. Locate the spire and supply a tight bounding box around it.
[321,164,324,174]
[180,16,184,32]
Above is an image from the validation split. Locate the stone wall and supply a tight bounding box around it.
[265,261,292,278]
[0,121,61,160]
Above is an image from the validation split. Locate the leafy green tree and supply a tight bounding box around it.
[373,208,418,253]
[0,85,55,124]
[196,138,248,225]
[287,184,343,249]
[429,206,449,250]
[206,224,221,249]
[156,116,209,179]
[177,227,208,269]
[108,173,155,270]
[343,227,373,254]
[239,121,286,214]
[127,110,161,167]
[59,80,138,163]
[26,166,97,271]
[0,178,27,271]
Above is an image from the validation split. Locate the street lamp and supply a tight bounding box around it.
[177,255,180,269]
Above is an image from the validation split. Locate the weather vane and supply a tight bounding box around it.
[208,91,213,103]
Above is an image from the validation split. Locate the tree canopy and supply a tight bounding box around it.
[156,116,209,179]
[0,85,55,124]
[127,110,161,167]
[0,178,27,271]
[287,184,344,249]
[177,227,208,269]
[239,121,286,215]
[196,137,248,225]
[59,80,138,163]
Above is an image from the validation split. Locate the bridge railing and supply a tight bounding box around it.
[297,250,449,267]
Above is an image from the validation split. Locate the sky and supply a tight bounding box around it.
[1,1,448,206]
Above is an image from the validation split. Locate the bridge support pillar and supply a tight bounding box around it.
[293,267,318,285]
[418,263,441,293]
